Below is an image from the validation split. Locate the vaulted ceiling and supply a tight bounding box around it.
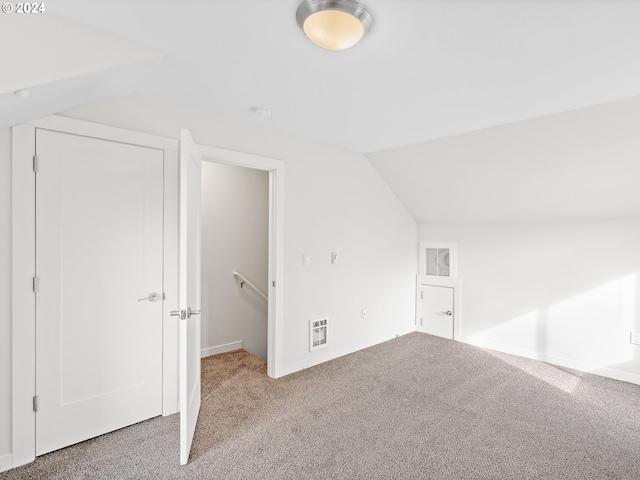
[3,0,640,221]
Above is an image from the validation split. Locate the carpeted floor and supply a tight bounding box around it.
[2,332,640,479]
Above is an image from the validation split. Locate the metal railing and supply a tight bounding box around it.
[233,271,268,301]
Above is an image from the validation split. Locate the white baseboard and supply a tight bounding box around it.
[0,454,13,473]
[275,327,416,378]
[458,335,640,386]
[201,341,243,358]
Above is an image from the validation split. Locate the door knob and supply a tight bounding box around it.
[187,307,201,318]
[440,310,452,316]
[138,292,160,302]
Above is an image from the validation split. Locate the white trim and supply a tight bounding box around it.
[11,124,36,469]
[0,454,13,473]
[198,144,285,379]
[201,341,243,358]
[458,335,640,386]
[37,115,178,151]
[416,275,462,340]
[162,149,179,416]
[198,144,282,171]
[277,327,416,378]
[419,241,457,278]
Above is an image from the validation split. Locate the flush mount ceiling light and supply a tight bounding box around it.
[296,0,372,51]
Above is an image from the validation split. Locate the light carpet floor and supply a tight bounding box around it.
[2,332,640,479]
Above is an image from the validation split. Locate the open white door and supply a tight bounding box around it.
[177,129,202,465]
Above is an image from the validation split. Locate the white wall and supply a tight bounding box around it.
[0,128,12,465]
[201,162,269,359]
[420,221,640,384]
[59,95,417,373]
[0,93,417,463]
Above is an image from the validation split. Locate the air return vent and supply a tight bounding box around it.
[426,248,449,276]
[419,242,457,278]
[310,317,328,351]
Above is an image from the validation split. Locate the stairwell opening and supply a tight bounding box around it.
[200,162,269,362]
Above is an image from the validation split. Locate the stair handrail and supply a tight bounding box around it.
[233,271,268,301]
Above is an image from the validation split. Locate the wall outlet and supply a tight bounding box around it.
[361,308,367,319]
[303,254,311,266]
[631,332,640,345]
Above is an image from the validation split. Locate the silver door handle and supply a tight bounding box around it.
[138,292,160,302]
[440,311,452,316]
[169,309,200,320]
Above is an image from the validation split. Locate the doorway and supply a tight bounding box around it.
[201,162,269,361]
[198,144,284,379]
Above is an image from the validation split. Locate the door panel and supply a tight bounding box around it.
[35,129,163,455]
[422,285,454,339]
[178,129,202,465]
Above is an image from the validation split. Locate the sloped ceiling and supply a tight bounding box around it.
[3,1,640,222]
[0,13,164,127]
[35,0,640,154]
[367,96,640,222]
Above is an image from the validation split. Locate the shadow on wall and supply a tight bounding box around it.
[469,274,637,377]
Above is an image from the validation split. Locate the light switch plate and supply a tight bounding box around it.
[303,254,311,266]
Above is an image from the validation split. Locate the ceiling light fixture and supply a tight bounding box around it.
[296,0,372,51]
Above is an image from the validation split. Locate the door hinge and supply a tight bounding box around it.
[32,276,39,293]
[420,317,423,326]
[272,281,276,287]
[33,155,39,173]
[420,290,423,299]
[32,395,38,412]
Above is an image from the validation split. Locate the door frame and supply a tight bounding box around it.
[10,115,285,469]
[198,145,284,378]
[416,275,462,339]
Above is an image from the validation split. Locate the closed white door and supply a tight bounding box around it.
[35,129,164,455]
[422,285,454,339]
[178,129,202,465]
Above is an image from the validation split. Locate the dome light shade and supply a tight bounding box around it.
[296,0,372,51]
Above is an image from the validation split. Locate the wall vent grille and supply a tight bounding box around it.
[419,242,457,278]
[310,317,328,351]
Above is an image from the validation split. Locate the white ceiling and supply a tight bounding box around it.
[3,1,640,223]
[368,96,640,223]
[30,0,640,154]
